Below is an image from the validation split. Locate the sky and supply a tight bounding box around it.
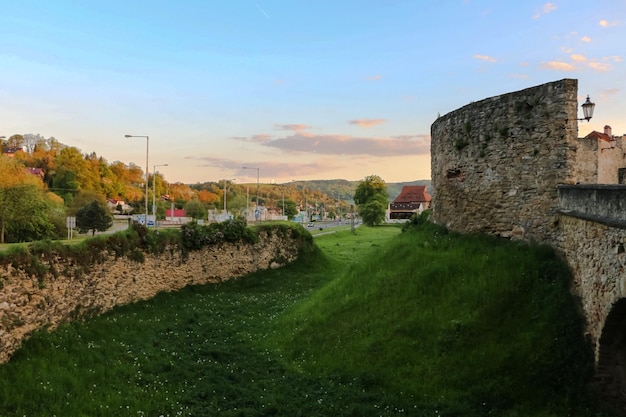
[1,1,625,185]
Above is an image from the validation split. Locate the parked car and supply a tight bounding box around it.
[307,223,314,227]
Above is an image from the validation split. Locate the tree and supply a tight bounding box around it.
[184,199,206,220]
[282,199,298,219]
[353,175,388,227]
[0,156,51,243]
[76,200,113,236]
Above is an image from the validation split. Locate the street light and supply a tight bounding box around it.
[223,178,235,212]
[125,134,149,221]
[578,95,595,122]
[242,166,259,220]
[153,164,168,219]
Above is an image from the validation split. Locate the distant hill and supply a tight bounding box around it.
[281,179,432,202]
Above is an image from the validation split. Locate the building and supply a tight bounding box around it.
[389,185,432,220]
[576,125,626,184]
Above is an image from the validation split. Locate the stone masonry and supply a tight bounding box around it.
[0,230,304,363]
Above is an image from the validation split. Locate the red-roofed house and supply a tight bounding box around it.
[389,185,432,219]
[578,125,625,184]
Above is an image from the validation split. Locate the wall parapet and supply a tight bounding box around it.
[558,184,626,228]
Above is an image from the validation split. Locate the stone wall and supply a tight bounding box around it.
[430,79,579,242]
[554,213,626,362]
[0,229,305,363]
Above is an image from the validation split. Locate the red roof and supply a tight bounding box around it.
[166,209,187,217]
[585,131,612,143]
[393,186,432,204]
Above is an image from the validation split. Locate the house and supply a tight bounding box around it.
[577,125,626,184]
[107,199,133,214]
[389,185,432,220]
[1,147,24,158]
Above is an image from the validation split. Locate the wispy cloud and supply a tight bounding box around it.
[232,134,273,143]
[540,61,576,71]
[366,74,382,81]
[599,19,619,27]
[581,36,591,43]
[587,61,612,72]
[473,54,496,63]
[183,155,343,180]
[275,124,310,132]
[262,131,430,157]
[533,2,557,19]
[349,118,386,128]
[570,54,587,62]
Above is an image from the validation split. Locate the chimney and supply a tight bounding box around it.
[604,125,612,137]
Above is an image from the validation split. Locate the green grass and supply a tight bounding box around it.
[0,223,612,416]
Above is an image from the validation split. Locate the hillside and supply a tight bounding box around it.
[285,178,432,202]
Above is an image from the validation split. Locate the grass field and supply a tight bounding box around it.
[0,222,614,416]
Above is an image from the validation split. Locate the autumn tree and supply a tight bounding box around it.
[0,156,53,243]
[353,175,389,227]
[184,199,206,220]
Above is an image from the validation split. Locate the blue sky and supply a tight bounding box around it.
[1,1,625,185]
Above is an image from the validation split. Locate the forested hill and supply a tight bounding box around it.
[286,179,432,202]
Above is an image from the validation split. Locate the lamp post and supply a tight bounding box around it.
[223,178,235,213]
[578,95,595,122]
[125,135,149,221]
[153,164,168,220]
[242,166,259,220]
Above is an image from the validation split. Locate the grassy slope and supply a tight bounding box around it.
[0,223,610,416]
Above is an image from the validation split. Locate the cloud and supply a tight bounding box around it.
[587,61,612,72]
[275,124,309,131]
[262,131,430,157]
[182,154,346,180]
[509,73,529,79]
[540,61,576,71]
[570,54,587,62]
[473,54,496,63]
[605,55,623,63]
[533,2,557,18]
[600,19,619,27]
[349,118,386,128]
[366,74,382,81]
[581,36,591,43]
[232,134,273,143]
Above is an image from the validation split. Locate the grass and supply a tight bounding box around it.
[0,222,613,416]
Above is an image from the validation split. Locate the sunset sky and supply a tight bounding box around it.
[1,1,625,185]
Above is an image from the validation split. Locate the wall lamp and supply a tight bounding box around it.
[578,95,595,122]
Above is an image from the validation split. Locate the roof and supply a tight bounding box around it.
[393,185,432,204]
[585,130,612,143]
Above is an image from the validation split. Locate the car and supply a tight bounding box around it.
[307,223,314,227]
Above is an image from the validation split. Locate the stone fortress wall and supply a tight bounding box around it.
[0,229,303,363]
[430,78,626,403]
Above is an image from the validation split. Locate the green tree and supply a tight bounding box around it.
[282,199,298,219]
[353,175,388,227]
[184,199,206,220]
[0,157,51,243]
[76,200,113,236]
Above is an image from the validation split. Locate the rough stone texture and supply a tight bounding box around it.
[554,214,626,362]
[431,78,579,242]
[0,230,303,363]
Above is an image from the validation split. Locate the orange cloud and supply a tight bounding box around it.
[581,36,591,43]
[473,54,496,62]
[570,54,587,62]
[587,61,612,72]
[540,61,576,71]
[349,118,386,128]
[600,19,619,27]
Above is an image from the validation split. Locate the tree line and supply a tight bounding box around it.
[1,134,390,243]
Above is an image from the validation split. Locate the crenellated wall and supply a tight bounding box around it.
[0,229,305,363]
